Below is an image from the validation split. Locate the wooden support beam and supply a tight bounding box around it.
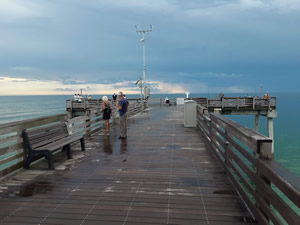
[255,115,260,132]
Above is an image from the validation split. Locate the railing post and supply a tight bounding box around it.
[255,140,273,224]
[255,139,273,224]
[85,116,91,136]
[257,140,273,160]
[17,128,25,161]
[207,115,212,143]
[224,130,231,170]
[221,98,224,109]
[266,109,277,154]
[267,117,274,154]
[254,115,260,132]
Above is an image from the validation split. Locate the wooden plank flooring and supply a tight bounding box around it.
[0,105,255,225]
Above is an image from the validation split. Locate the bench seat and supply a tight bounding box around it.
[23,122,85,170]
[35,135,83,152]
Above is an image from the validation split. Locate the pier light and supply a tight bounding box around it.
[135,25,152,100]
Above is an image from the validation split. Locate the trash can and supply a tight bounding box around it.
[184,100,197,127]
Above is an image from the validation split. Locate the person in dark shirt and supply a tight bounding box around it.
[116,91,128,139]
[112,93,117,101]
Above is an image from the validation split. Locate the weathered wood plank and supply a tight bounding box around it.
[256,197,285,225]
[257,159,300,207]
[210,113,271,152]
[0,135,18,145]
[0,160,24,177]
[0,143,23,157]
[211,121,256,165]
[256,175,299,225]
[0,151,24,167]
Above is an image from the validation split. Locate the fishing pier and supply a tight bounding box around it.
[0,97,299,225]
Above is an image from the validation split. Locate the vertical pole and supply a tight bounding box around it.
[143,32,146,99]
[136,25,152,100]
[140,78,143,99]
[260,85,263,97]
[267,117,274,154]
[254,115,260,132]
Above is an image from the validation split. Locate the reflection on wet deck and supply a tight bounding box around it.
[0,105,254,225]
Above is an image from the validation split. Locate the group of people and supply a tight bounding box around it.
[73,94,83,102]
[264,93,270,99]
[73,94,92,101]
[101,92,128,140]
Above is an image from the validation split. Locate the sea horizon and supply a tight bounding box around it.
[1,90,300,97]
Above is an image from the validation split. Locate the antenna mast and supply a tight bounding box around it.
[135,25,152,99]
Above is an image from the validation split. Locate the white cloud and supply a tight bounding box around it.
[0,76,139,95]
[180,0,300,19]
[240,0,265,8]
[0,0,49,23]
[271,0,300,11]
[0,75,198,95]
[87,0,177,13]
[149,81,186,93]
[9,66,40,72]
[236,0,300,11]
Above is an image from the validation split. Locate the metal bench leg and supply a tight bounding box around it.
[66,144,72,159]
[80,138,86,151]
[24,153,34,169]
[46,152,55,170]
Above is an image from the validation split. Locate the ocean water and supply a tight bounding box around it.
[0,93,299,176]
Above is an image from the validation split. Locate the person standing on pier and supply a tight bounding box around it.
[112,93,117,101]
[102,96,112,133]
[117,91,128,139]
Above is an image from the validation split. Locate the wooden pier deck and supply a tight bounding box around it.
[0,105,254,225]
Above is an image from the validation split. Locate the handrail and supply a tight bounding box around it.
[192,96,276,111]
[196,104,300,225]
[0,99,147,178]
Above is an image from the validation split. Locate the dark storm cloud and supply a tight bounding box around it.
[0,0,300,93]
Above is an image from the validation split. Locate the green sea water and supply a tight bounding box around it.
[0,93,299,176]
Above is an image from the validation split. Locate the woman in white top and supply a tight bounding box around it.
[102,96,112,133]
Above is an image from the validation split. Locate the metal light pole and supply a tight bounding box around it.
[135,77,143,99]
[136,25,152,99]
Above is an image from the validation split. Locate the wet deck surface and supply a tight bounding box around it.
[0,105,255,225]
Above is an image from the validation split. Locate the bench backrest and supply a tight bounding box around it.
[23,122,69,150]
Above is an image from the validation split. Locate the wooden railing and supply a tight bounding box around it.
[67,99,145,136]
[0,99,146,178]
[197,104,299,225]
[192,96,276,111]
[66,99,98,109]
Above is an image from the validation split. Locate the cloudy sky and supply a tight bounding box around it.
[0,0,299,95]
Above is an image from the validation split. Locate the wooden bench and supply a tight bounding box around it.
[22,122,85,170]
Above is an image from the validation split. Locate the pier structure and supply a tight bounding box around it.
[192,96,277,154]
[0,97,299,225]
